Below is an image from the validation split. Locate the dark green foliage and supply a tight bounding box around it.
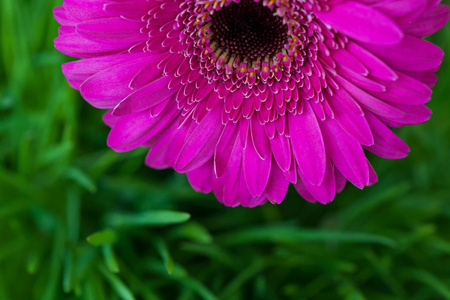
[1,1,450,299]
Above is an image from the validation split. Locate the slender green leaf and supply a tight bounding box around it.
[99,265,135,300]
[178,277,218,300]
[106,210,190,227]
[154,239,174,275]
[168,222,213,243]
[102,245,120,273]
[410,269,450,299]
[87,229,118,247]
[65,167,97,193]
[219,225,397,247]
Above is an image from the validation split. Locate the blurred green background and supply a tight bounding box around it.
[1,1,450,299]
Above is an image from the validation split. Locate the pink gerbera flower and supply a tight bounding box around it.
[54,0,449,207]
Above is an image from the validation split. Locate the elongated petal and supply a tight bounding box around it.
[298,159,336,204]
[316,1,403,45]
[187,159,214,193]
[289,101,326,186]
[175,104,224,172]
[107,102,177,152]
[321,119,370,189]
[243,134,272,197]
[364,35,444,71]
[112,76,176,116]
[76,17,146,43]
[265,161,289,204]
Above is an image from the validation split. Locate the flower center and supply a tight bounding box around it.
[180,0,345,110]
[210,0,288,61]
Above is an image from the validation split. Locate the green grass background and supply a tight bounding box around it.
[1,1,450,299]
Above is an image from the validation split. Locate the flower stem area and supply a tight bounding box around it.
[1,1,450,299]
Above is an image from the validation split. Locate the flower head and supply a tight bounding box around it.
[55,0,449,207]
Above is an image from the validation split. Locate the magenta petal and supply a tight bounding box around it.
[62,0,115,21]
[250,116,270,160]
[370,72,431,105]
[367,160,378,186]
[212,175,226,206]
[346,41,398,81]
[103,2,154,19]
[332,48,369,76]
[243,133,272,197]
[145,117,189,169]
[385,103,432,126]
[403,70,439,88]
[102,110,120,128]
[327,94,374,146]
[80,57,152,108]
[321,118,370,189]
[316,1,403,45]
[237,169,254,207]
[175,104,224,173]
[247,194,268,208]
[76,17,146,43]
[335,168,347,194]
[221,132,243,207]
[332,85,364,116]
[269,132,292,172]
[298,158,336,204]
[187,159,214,193]
[265,161,289,204]
[214,122,239,178]
[403,4,450,37]
[54,6,76,27]
[364,35,444,71]
[129,53,168,89]
[107,102,177,152]
[293,178,316,203]
[336,76,407,120]
[289,101,326,186]
[62,52,148,89]
[54,32,133,58]
[364,111,410,159]
[112,76,176,116]
[107,110,155,152]
[371,0,427,25]
[284,158,298,184]
[337,67,387,92]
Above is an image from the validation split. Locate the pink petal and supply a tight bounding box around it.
[289,101,326,186]
[175,104,224,172]
[316,1,403,45]
[364,111,410,159]
[298,158,336,204]
[112,76,176,116]
[250,116,270,160]
[243,134,272,197]
[214,122,239,178]
[107,101,178,152]
[265,161,289,204]
[76,17,146,43]
[346,41,398,81]
[269,132,292,172]
[80,57,152,108]
[321,119,370,189]
[187,160,214,193]
[327,94,374,146]
[294,178,316,203]
[403,4,450,37]
[363,35,444,71]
